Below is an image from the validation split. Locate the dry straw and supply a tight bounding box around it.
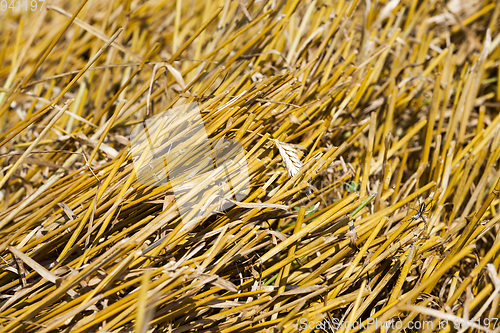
[0,0,500,332]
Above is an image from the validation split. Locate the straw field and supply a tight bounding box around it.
[1,0,500,332]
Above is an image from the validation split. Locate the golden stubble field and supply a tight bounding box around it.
[1,0,500,332]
